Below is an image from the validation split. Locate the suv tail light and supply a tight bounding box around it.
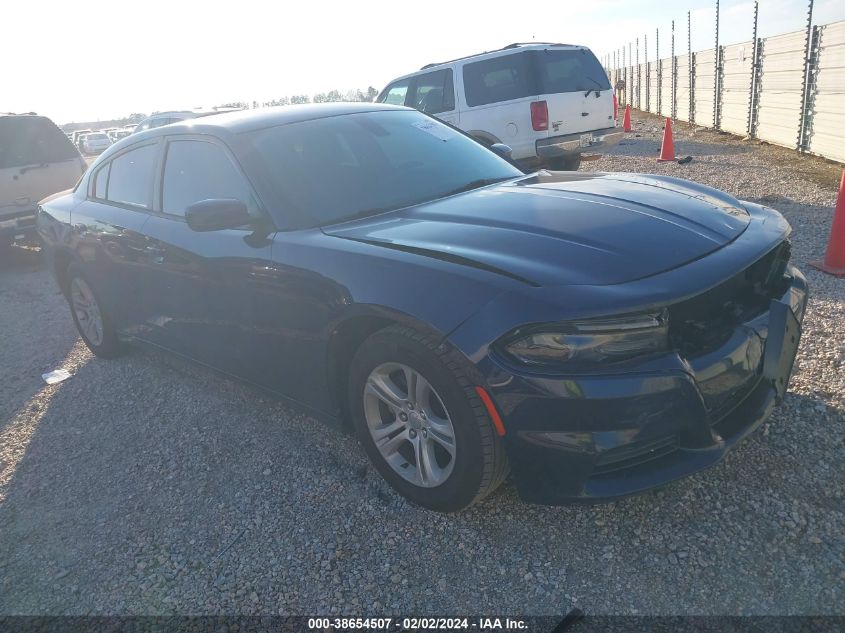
[530,101,548,131]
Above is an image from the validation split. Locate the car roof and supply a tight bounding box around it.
[413,42,584,73]
[130,102,408,138]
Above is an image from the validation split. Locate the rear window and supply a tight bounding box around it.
[87,133,108,140]
[535,49,611,94]
[105,143,157,208]
[463,52,534,107]
[462,48,611,107]
[0,116,79,169]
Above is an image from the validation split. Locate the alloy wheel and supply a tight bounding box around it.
[70,277,104,347]
[363,362,457,488]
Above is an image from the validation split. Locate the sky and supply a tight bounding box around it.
[3,0,843,124]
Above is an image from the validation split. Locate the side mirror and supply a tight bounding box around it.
[490,143,513,160]
[185,199,251,232]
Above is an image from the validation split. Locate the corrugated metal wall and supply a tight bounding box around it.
[675,55,692,122]
[807,21,845,162]
[694,49,717,127]
[660,57,674,118]
[637,63,647,109]
[720,41,754,135]
[648,62,660,114]
[605,19,845,163]
[756,29,806,149]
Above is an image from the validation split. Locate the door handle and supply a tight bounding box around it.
[581,112,589,116]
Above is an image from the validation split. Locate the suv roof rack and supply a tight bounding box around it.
[420,42,573,69]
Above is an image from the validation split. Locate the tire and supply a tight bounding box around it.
[349,325,508,512]
[546,155,582,171]
[65,263,126,359]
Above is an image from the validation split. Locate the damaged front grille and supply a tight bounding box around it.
[669,241,791,358]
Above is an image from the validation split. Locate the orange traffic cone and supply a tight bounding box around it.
[657,117,676,162]
[622,104,632,132]
[809,171,845,277]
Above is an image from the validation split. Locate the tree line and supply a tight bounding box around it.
[226,87,380,110]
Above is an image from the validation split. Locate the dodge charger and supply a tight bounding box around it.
[37,103,808,511]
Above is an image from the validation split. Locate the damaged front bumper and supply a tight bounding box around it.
[486,266,808,504]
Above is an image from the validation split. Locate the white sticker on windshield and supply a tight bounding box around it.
[412,120,454,142]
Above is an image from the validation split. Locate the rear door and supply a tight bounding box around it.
[459,52,537,159]
[0,117,85,221]
[533,47,614,136]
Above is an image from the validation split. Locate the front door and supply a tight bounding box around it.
[135,136,274,379]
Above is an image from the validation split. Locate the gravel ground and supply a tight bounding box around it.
[0,113,843,619]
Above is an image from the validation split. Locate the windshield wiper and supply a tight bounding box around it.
[583,76,604,97]
[441,177,514,197]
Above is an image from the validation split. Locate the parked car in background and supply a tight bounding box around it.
[72,129,93,150]
[38,104,807,511]
[132,107,244,134]
[108,129,132,142]
[1,113,86,247]
[80,132,112,155]
[377,43,622,170]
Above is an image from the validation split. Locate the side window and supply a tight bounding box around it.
[410,70,455,114]
[462,52,535,107]
[161,140,253,218]
[92,162,110,199]
[106,143,157,208]
[378,81,410,106]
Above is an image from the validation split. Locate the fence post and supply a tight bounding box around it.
[636,38,641,110]
[714,0,721,129]
[717,45,725,130]
[688,11,694,124]
[656,28,661,115]
[798,0,816,151]
[800,24,821,151]
[747,1,759,136]
[645,34,650,112]
[672,20,677,120]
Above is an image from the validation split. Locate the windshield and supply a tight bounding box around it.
[244,110,523,228]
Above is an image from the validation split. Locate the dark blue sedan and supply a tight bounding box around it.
[37,103,808,511]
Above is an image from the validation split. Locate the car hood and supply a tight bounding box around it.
[322,172,751,287]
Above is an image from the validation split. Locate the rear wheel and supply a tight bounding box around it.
[546,155,582,171]
[66,264,126,358]
[349,325,508,512]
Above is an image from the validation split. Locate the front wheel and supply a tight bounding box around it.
[349,325,508,512]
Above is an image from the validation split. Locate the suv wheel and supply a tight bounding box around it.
[349,325,508,512]
[547,155,582,171]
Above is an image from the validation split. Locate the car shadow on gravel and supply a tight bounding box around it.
[0,244,44,274]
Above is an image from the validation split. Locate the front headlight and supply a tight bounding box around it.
[501,311,669,367]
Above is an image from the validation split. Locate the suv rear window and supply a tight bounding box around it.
[463,52,534,107]
[535,49,611,94]
[0,116,79,169]
[462,48,612,107]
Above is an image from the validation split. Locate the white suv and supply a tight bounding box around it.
[377,43,621,170]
